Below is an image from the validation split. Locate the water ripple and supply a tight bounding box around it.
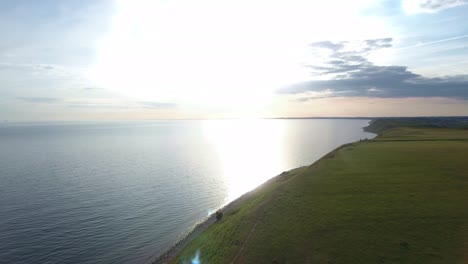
[0,120,374,264]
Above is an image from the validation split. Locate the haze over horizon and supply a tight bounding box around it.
[1,0,468,121]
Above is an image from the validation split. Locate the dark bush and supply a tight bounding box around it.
[215,210,223,221]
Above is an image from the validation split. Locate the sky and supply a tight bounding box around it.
[0,0,467,121]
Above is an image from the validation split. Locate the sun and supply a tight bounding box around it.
[86,0,312,110]
[87,0,384,113]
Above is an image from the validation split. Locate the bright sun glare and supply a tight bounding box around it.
[88,0,386,112]
[89,0,300,108]
[203,119,287,202]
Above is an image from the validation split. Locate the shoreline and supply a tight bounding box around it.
[148,213,216,264]
[150,125,468,263]
[149,125,377,264]
[148,170,293,264]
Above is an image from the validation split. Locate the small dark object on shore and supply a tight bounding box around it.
[215,210,223,221]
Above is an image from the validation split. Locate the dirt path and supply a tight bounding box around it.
[229,185,281,264]
[230,221,259,264]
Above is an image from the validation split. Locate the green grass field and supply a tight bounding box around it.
[172,128,468,264]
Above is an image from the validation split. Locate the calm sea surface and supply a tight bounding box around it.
[0,119,374,264]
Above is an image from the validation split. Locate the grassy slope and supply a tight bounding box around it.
[172,128,468,264]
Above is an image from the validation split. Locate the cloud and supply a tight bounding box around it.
[0,62,74,79]
[15,97,177,110]
[307,38,392,76]
[280,38,468,100]
[32,64,55,70]
[402,0,468,14]
[65,104,130,109]
[82,87,103,91]
[139,102,177,109]
[64,100,177,109]
[16,97,63,103]
[397,34,468,50]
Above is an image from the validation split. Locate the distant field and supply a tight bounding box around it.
[172,128,468,264]
[375,127,468,141]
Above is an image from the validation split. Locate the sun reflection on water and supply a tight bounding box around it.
[203,119,287,203]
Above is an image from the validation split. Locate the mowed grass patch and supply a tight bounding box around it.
[172,129,468,264]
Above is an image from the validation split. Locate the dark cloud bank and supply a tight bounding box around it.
[279,38,468,100]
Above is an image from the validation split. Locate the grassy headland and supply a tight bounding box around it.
[169,121,468,264]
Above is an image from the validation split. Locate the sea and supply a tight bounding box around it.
[0,119,374,264]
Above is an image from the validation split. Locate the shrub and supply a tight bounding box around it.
[215,210,223,221]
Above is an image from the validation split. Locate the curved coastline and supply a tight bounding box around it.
[149,139,374,263]
[151,124,468,263]
[148,171,287,264]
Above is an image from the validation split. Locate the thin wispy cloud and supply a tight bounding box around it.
[397,34,468,50]
[403,0,468,14]
[66,101,177,110]
[82,87,102,91]
[16,97,176,110]
[17,97,63,103]
[139,102,177,109]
